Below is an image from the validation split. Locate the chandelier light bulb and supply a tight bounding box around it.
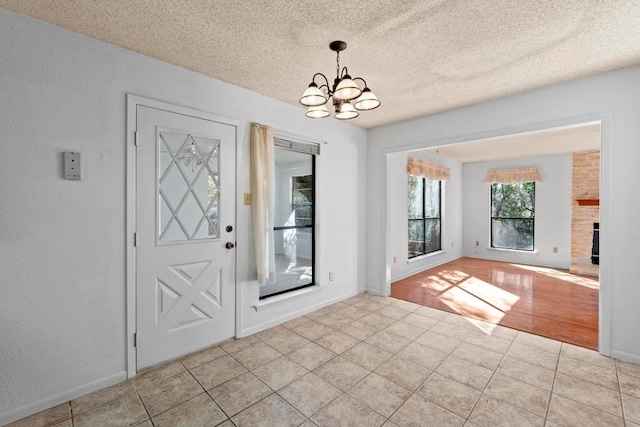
[299,82,328,107]
[306,104,330,118]
[354,88,381,111]
[333,75,362,101]
[335,102,359,120]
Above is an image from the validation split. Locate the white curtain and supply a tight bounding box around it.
[407,157,450,182]
[250,123,276,285]
[483,167,542,184]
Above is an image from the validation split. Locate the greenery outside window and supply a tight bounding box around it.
[408,175,441,258]
[292,175,312,234]
[491,182,535,250]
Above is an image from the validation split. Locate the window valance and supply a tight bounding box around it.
[483,167,541,184]
[407,157,450,182]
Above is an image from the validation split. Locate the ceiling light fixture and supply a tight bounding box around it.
[299,41,380,120]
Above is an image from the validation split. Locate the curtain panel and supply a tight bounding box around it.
[250,123,276,285]
[483,167,542,184]
[407,157,451,182]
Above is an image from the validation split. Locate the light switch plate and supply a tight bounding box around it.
[64,151,81,180]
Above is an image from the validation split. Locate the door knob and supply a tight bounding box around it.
[225,242,235,249]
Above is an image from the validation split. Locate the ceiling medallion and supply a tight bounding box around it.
[299,41,380,120]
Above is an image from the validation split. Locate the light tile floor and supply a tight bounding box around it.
[9,293,640,427]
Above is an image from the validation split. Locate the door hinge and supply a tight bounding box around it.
[134,131,139,146]
[134,332,138,347]
[134,232,137,247]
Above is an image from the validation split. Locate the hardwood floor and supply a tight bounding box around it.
[391,257,599,349]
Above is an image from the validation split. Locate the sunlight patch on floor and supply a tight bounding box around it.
[423,271,521,335]
[513,263,599,289]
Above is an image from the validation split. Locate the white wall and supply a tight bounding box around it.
[463,154,572,268]
[367,65,640,364]
[0,9,367,424]
[388,151,463,281]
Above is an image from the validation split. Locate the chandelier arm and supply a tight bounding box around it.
[312,72,329,85]
[318,84,330,96]
[353,77,368,88]
[340,66,349,79]
[312,72,333,97]
[312,72,330,90]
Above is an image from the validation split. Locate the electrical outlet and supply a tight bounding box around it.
[244,193,251,205]
[393,256,397,263]
[329,271,334,281]
[553,247,558,253]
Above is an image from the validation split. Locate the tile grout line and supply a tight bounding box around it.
[614,359,627,426]
[299,309,409,423]
[462,328,514,424]
[182,357,239,424]
[543,341,561,424]
[380,315,468,424]
[379,314,489,424]
[21,294,625,427]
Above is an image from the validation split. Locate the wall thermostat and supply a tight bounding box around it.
[64,152,81,180]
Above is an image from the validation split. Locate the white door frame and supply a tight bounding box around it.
[126,94,240,377]
[381,112,612,356]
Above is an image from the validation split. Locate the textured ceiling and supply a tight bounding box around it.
[1,1,640,128]
[426,122,601,163]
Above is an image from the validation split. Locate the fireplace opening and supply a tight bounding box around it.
[592,222,599,265]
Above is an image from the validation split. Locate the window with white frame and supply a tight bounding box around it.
[408,175,441,257]
[259,141,316,299]
[490,182,535,251]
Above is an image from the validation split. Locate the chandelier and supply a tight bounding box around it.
[299,41,380,120]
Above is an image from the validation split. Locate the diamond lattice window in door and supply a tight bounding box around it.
[158,130,220,242]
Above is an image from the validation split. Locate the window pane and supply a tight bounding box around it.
[491,182,535,250]
[491,182,534,218]
[408,175,424,219]
[408,219,425,257]
[492,218,534,250]
[424,179,440,218]
[292,175,313,227]
[408,176,442,258]
[274,151,312,228]
[263,147,315,299]
[259,227,313,297]
[424,219,441,253]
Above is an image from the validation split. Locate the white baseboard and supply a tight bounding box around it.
[609,349,640,365]
[239,289,363,337]
[463,253,570,270]
[364,287,384,296]
[0,371,127,426]
[391,254,462,283]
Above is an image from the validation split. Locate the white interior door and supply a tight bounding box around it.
[136,105,236,370]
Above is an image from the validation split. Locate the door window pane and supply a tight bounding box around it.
[158,130,220,242]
